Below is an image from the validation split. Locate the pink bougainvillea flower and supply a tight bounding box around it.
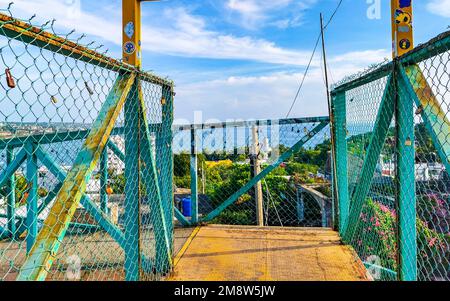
[428,237,437,248]
[380,204,390,213]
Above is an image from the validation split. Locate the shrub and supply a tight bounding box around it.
[353,197,450,280]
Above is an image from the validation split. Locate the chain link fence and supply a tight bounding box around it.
[331,30,450,281]
[0,8,174,281]
[172,118,331,228]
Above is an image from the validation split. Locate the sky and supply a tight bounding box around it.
[0,0,449,123]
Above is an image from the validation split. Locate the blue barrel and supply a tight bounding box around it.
[182,197,192,217]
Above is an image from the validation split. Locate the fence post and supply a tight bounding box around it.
[223,126,227,154]
[190,127,199,224]
[124,80,140,281]
[100,147,108,214]
[245,126,250,154]
[25,142,38,254]
[232,125,239,156]
[161,84,174,254]
[123,0,142,280]
[396,66,417,281]
[331,91,349,236]
[6,146,16,237]
[296,186,305,223]
[329,150,338,230]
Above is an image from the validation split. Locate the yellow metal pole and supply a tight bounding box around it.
[123,0,142,68]
[391,0,414,58]
[123,0,142,281]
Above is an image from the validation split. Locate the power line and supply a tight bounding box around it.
[285,35,321,118]
[286,0,343,118]
[323,0,344,29]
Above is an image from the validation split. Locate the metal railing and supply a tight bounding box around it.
[331,30,450,281]
[0,9,174,281]
[172,117,332,228]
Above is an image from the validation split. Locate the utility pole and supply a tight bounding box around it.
[320,13,331,108]
[320,13,336,229]
[251,125,264,227]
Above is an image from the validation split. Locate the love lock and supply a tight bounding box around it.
[5,68,15,88]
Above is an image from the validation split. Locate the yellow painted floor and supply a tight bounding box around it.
[169,225,369,281]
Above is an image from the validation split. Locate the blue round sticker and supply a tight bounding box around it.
[123,41,136,54]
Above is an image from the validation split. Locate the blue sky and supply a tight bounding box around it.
[1,0,449,123]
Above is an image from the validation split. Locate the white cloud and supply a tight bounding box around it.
[330,50,389,64]
[0,0,315,66]
[175,71,326,121]
[0,0,121,45]
[225,0,316,30]
[174,49,391,121]
[426,0,450,18]
[0,0,392,121]
[142,7,315,65]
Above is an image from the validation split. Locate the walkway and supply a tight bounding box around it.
[169,225,369,281]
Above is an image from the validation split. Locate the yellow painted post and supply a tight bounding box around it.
[123,0,142,68]
[123,0,142,281]
[391,0,413,58]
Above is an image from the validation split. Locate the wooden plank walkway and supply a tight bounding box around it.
[169,225,369,281]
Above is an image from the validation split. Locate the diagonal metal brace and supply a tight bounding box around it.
[17,72,136,281]
[174,207,190,226]
[202,121,330,222]
[399,64,450,175]
[344,75,396,241]
[136,84,173,272]
[0,147,27,188]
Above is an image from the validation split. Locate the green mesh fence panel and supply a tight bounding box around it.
[404,40,450,281]
[172,118,331,228]
[344,73,398,281]
[0,7,174,281]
